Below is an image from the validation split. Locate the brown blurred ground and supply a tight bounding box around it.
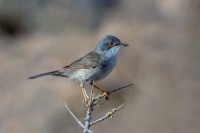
[0,0,200,133]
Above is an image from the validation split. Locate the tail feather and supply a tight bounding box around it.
[28,70,61,79]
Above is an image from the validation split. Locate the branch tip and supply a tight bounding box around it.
[90,103,125,126]
[64,103,92,133]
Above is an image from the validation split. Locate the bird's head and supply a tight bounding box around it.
[95,35,129,55]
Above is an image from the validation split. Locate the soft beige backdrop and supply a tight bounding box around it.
[0,0,199,133]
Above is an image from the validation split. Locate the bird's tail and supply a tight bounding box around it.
[28,70,62,79]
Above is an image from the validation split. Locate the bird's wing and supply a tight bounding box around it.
[63,51,101,70]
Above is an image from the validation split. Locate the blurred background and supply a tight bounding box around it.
[0,0,200,133]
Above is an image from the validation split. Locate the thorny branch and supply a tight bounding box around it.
[64,103,92,133]
[90,103,125,126]
[65,83,133,133]
[93,83,133,106]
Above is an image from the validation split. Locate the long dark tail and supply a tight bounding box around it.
[28,70,61,79]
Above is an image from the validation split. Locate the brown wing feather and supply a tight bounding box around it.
[63,51,101,70]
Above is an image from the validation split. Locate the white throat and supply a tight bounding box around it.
[101,46,121,59]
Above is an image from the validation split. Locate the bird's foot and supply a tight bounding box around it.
[84,99,93,110]
[83,97,92,106]
[84,98,89,105]
[90,83,111,100]
[103,91,110,100]
[82,87,90,104]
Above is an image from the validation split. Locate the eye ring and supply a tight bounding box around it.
[109,41,115,46]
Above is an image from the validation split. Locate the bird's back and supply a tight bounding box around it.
[62,51,101,83]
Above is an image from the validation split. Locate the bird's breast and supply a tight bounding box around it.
[95,54,118,81]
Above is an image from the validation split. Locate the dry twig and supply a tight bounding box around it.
[90,103,125,126]
[64,103,92,133]
[65,83,133,133]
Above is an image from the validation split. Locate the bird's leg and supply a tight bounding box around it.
[89,82,110,100]
[82,87,89,103]
[81,84,89,104]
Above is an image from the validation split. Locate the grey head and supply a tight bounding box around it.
[95,35,129,54]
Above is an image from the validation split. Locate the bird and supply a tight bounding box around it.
[28,35,129,102]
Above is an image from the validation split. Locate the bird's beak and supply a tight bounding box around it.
[120,43,129,47]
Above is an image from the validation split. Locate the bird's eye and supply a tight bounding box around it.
[109,42,115,47]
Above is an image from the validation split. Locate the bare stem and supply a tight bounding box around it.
[90,103,125,126]
[109,83,134,94]
[83,84,94,133]
[64,103,92,133]
[83,105,92,133]
[65,83,132,133]
[93,83,133,106]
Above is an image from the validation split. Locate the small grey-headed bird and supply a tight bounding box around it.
[28,35,129,101]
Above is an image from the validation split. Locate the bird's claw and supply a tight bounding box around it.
[103,91,110,100]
